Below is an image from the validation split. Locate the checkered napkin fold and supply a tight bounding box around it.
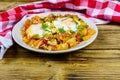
[0,0,120,59]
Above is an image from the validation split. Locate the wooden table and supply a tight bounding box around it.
[0,1,120,80]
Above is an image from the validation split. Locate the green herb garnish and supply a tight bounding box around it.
[82,24,88,28]
[77,25,87,31]
[58,27,65,33]
[51,13,55,17]
[33,34,40,39]
[68,36,72,38]
[74,20,79,25]
[42,23,48,30]
[70,30,76,33]
[42,32,47,37]
[62,17,68,21]
[30,21,33,24]
[80,34,85,38]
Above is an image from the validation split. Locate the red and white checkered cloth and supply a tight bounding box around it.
[0,0,120,59]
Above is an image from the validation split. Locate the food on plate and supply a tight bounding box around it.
[21,13,96,51]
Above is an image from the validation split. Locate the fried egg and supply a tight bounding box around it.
[53,17,77,31]
[26,24,44,38]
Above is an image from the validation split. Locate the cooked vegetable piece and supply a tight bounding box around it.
[24,19,31,29]
[87,28,96,35]
[67,38,77,47]
[79,28,87,36]
[48,39,57,45]
[83,35,91,41]
[57,43,69,50]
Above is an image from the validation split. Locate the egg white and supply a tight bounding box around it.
[26,24,44,37]
[53,17,77,31]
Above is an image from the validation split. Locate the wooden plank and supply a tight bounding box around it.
[98,23,120,31]
[4,49,120,62]
[1,50,120,80]
[1,51,120,80]
[3,41,120,59]
[63,61,120,80]
[86,31,120,49]
[0,63,120,80]
[0,2,25,12]
[0,64,59,80]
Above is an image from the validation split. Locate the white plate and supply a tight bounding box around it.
[12,12,98,54]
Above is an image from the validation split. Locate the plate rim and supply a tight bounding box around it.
[12,11,98,54]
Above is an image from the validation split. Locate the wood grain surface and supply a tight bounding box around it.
[0,1,120,80]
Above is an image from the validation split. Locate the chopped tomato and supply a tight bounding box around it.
[24,19,31,30]
[39,39,48,47]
